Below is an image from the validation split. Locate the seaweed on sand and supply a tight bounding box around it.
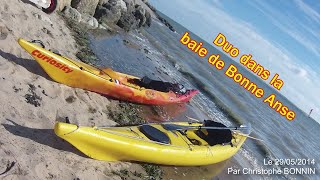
[107,102,145,126]
[24,84,42,107]
[141,163,163,180]
[58,12,97,64]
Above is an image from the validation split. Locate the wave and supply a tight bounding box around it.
[178,69,244,125]
[251,131,275,158]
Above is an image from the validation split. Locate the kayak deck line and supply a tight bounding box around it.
[59,56,161,92]
[63,56,144,91]
[61,56,114,82]
[94,127,193,149]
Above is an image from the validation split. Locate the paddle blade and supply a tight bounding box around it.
[240,123,251,135]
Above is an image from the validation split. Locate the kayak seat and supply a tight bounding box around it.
[140,125,170,144]
[196,128,232,146]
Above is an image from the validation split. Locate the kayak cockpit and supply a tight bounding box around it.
[139,125,170,144]
[138,122,234,147]
[100,68,189,94]
[161,121,238,146]
[94,122,248,149]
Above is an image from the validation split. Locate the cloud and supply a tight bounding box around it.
[149,0,320,122]
[206,0,223,8]
[287,64,308,79]
[294,0,320,23]
[249,1,320,59]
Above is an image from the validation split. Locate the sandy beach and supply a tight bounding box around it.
[0,0,153,179]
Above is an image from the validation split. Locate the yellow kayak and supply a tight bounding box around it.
[54,121,250,166]
[18,38,199,105]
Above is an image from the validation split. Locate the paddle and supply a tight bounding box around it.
[185,116,250,130]
[185,116,263,141]
[171,124,250,131]
[186,116,200,122]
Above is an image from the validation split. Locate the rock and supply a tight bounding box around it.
[81,14,99,29]
[144,10,151,27]
[93,0,152,31]
[117,1,149,31]
[71,0,100,16]
[143,48,150,54]
[145,1,156,12]
[94,0,127,24]
[98,0,109,5]
[98,24,107,29]
[62,6,82,22]
[157,16,176,32]
[57,0,72,11]
[0,26,9,40]
[119,0,128,13]
[123,0,135,11]
[134,5,146,27]
[95,5,122,24]
[101,0,127,13]
[117,11,138,31]
[97,23,114,32]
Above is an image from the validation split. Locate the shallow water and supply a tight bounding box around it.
[89,18,320,179]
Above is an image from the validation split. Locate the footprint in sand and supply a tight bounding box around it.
[0,148,16,176]
[0,26,9,40]
[3,3,9,11]
[31,78,62,99]
[0,59,9,70]
[65,95,77,104]
[62,88,78,104]
[34,162,57,179]
[74,89,93,104]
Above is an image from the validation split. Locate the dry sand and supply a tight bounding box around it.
[0,0,147,179]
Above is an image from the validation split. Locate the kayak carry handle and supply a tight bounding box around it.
[30,40,45,48]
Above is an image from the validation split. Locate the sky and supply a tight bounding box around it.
[149,0,320,123]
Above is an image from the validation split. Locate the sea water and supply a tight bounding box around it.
[89,16,320,180]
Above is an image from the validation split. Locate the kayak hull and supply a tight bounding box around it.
[18,38,199,105]
[54,122,248,166]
